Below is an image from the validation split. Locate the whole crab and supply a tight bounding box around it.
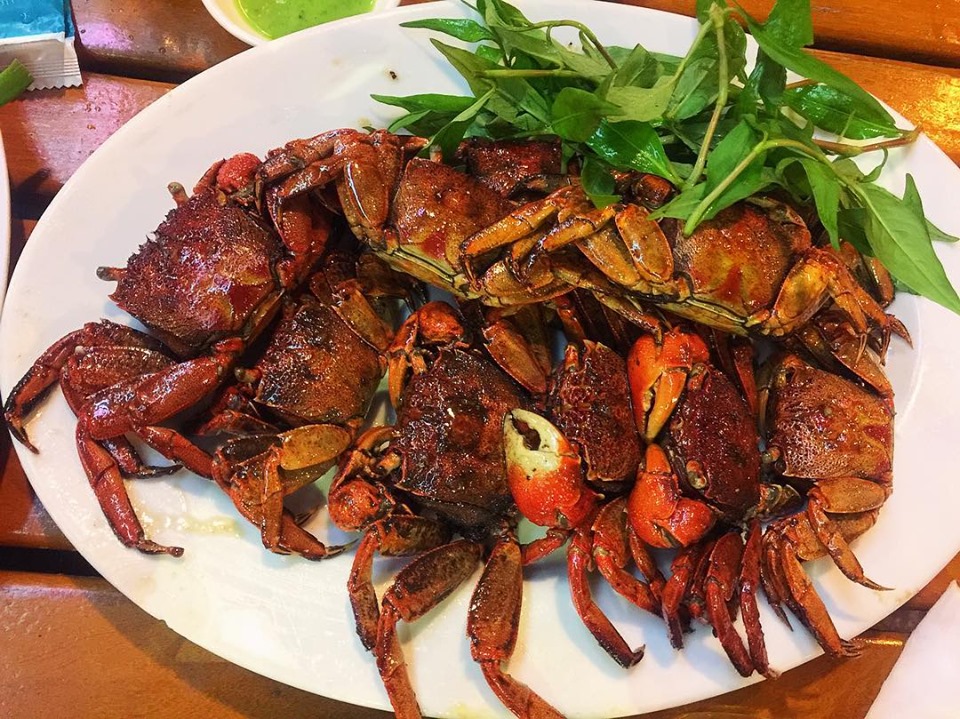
[201,246,399,560]
[326,301,566,719]
[626,326,894,675]
[4,152,336,554]
[503,339,664,669]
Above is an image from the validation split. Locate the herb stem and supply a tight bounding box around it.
[527,21,618,69]
[683,4,730,189]
[477,68,589,80]
[684,137,815,233]
[813,128,920,156]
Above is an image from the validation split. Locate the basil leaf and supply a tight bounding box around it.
[667,19,747,120]
[581,156,621,208]
[762,0,814,47]
[587,119,679,182]
[612,45,663,87]
[606,81,675,123]
[740,13,895,126]
[430,39,496,96]
[737,50,786,115]
[903,174,960,243]
[372,93,477,114]
[475,44,504,64]
[400,18,495,42]
[784,84,901,139]
[481,0,532,28]
[704,120,760,195]
[694,162,772,227]
[493,26,560,67]
[855,183,960,313]
[429,88,495,160]
[797,158,841,246]
[551,88,618,142]
[650,183,706,219]
[695,0,721,22]
[387,109,430,133]
[837,207,873,256]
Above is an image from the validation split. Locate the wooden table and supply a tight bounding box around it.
[2,0,959,716]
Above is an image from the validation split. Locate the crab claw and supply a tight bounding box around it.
[503,409,598,529]
[387,302,469,409]
[627,444,716,549]
[628,327,710,440]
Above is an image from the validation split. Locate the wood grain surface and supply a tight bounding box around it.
[67,0,960,82]
[3,0,960,717]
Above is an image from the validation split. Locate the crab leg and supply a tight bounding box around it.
[740,520,777,678]
[569,531,645,668]
[703,532,755,677]
[628,527,667,600]
[137,426,213,478]
[478,308,551,395]
[469,537,565,719]
[749,248,908,344]
[76,425,183,557]
[661,545,699,648]
[348,515,451,649]
[4,320,168,449]
[805,478,890,590]
[760,511,880,658]
[460,186,576,281]
[211,445,349,561]
[99,436,182,479]
[777,538,861,657]
[591,498,661,616]
[760,529,792,627]
[375,540,484,719]
[81,339,242,441]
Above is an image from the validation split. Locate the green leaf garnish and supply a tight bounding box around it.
[375,0,959,314]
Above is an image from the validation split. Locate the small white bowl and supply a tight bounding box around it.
[202,0,402,46]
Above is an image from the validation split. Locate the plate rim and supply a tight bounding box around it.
[2,2,960,716]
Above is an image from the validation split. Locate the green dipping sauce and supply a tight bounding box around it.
[237,0,376,39]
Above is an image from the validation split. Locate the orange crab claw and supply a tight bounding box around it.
[627,444,716,549]
[628,327,710,440]
[503,409,599,529]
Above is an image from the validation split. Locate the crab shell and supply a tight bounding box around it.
[391,347,531,532]
[762,354,893,484]
[663,362,762,521]
[547,340,642,486]
[104,189,283,358]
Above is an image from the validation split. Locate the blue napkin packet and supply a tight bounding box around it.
[0,0,81,90]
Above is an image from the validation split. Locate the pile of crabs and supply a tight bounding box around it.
[4,129,904,719]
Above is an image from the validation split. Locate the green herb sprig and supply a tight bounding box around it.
[374,0,960,314]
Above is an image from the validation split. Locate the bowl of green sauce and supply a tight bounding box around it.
[202,0,401,45]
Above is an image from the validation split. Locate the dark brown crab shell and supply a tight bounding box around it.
[389,158,514,276]
[390,347,531,532]
[105,189,283,357]
[252,294,385,429]
[660,199,811,320]
[763,355,894,483]
[547,340,642,486]
[663,363,762,521]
